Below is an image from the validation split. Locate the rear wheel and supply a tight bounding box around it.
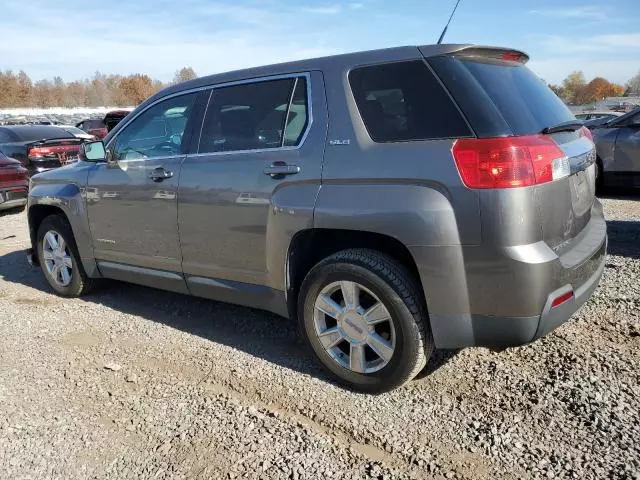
[298,249,433,393]
[36,214,97,297]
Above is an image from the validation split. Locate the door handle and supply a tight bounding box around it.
[263,161,301,179]
[149,167,173,182]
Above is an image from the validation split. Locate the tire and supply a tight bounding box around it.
[36,214,97,297]
[298,248,434,393]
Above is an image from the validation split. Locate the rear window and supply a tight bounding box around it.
[9,126,74,142]
[349,61,471,142]
[429,56,575,136]
[0,129,16,143]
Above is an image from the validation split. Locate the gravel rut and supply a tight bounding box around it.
[0,195,638,480]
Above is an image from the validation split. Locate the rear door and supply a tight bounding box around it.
[178,72,326,295]
[86,92,200,275]
[428,51,596,249]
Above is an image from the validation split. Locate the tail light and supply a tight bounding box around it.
[579,126,593,142]
[28,144,80,159]
[28,146,54,157]
[0,165,28,182]
[452,135,569,189]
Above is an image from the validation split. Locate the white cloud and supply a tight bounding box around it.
[528,6,606,20]
[0,1,341,81]
[529,57,639,85]
[301,4,343,15]
[532,32,639,55]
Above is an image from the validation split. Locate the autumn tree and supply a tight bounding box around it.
[173,67,197,85]
[626,70,640,96]
[119,74,155,105]
[548,84,565,99]
[579,77,625,104]
[16,71,34,107]
[561,71,587,104]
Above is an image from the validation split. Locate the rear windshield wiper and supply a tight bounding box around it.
[541,120,584,135]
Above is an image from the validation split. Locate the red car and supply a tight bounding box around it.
[0,151,28,212]
[75,119,108,140]
[76,110,131,139]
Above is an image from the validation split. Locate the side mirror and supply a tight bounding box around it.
[80,141,107,162]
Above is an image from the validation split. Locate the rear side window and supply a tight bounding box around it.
[0,129,16,142]
[199,77,309,154]
[429,56,575,136]
[349,61,471,142]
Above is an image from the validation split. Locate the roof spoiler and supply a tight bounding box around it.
[420,44,529,64]
[32,137,84,145]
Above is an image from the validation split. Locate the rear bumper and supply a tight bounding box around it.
[0,187,27,211]
[412,201,608,349]
[466,240,606,348]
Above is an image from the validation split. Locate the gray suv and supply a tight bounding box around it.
[26,44,607,393]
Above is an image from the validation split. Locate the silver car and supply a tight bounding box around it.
[592,107,640,189]
[26,44,606,392]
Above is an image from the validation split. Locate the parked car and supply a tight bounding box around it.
[575,111,622,122]
[0,151,28,212]
[0,125,84,175]
[26,44,606,393]
[57,125,96,141]
[583,114,623,130]
[103,109,132,133]
[76,119,108,140]
[591,107,640,188]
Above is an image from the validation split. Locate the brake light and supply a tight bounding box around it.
[452,135,569,189]
[502,51,522,62]
[579,126,593,142]
[28,146,52,157]
[551,290,574,308]
[28,144,80,158]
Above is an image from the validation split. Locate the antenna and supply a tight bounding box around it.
[437,0,463,44]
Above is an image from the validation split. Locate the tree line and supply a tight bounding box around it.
[0,67,197,109]
[548,70,640,105]
[1,66,639,109]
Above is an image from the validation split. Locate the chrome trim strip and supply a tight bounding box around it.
[97,261,183,280]
[196,89,215,154]
[282,77,298,148]
[186,145,302,158]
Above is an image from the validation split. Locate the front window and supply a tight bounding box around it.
[112,94,197,160]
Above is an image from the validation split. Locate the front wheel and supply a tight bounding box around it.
[298,249,433,393]
[36,214,97,297]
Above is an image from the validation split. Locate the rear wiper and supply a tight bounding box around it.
[541,120,584,135]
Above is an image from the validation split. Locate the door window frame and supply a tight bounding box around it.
[106,72,313,159]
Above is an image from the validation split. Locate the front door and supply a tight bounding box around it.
[86,92,199,273]
[613,111,640,178]
[178,73,327,296]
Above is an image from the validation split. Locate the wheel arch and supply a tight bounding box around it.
[286,228,425,320]
[28,183,99,277]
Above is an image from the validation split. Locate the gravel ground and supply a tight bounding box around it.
[0,196,638,480]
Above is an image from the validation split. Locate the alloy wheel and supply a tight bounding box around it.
[313,281,396,374]
[42,230,73,287]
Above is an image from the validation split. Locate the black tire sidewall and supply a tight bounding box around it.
[300,261,423,392]
[36,216,85,297]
